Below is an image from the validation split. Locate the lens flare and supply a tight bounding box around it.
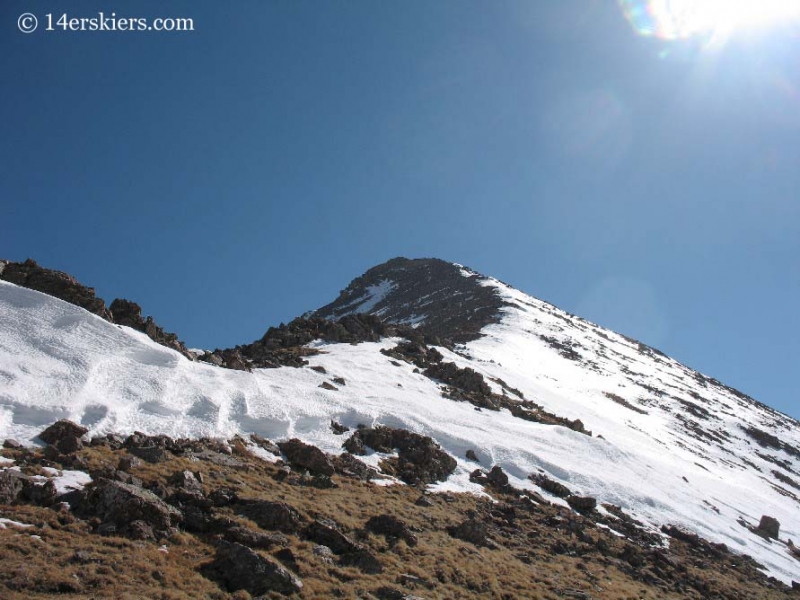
[619,0,800,41]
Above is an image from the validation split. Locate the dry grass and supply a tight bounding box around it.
[1,442,797,599]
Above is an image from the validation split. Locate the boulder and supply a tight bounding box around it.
[0,469,28,504]
[128,446,171,464]
[3,439,22,449]
[169,470,203,495]
[250,433,281,455]
[224,525,288,549]
[365,514,418,546]
[529,473,571,498]
[465,449,479,462]
[757,515,780,539]
[338,548,383,574]
[38,420,88,452]
[447,518,492,547]
[117,455,143,472]
[211,541,303,596]
[81,479,182,534]
[305,519,361,554]
[237,500,303,533]
[330,420,350,435]
[487,465,509,488]
[331,453,374,481]
[566,495,597,512]
[277,438,334,476]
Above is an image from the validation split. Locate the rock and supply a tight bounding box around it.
[0,259,111,320]
[277,438,334,476]
[332,377,346,386]
[128,520,156,541]
[529,473,571,498]
[117,455,143,472]
[415,495,433,507]
[331,453,374,481]
[338,548,383,574]
[109,298,192,358]
[342,426,456,485]
[3,439,22,449]
[365,514,418,546]
[26,479,59,506]
[757,515,780,539]
[38,420,88,448]
[199,352,224,367]
[487,465,509,488]
[319,381,338,391]
[128,446,171,464]
[312,544,335,564]
[469,469,488,484]
[273,547,300,573]
[330,420,350,435]
[305,519,361,554]
[224,525,288,549]
[465,449,479,462]
[237,500,304,533]
[0,469,28,504]
[310,365,327,374]
[55,435,84,454]
[211,541,303,595]
[169,470,203,495]
[250,433,281,455]
[566,495,597,512]
[81,478,183,534]
[208,487,238,507]
[448,518,492,547]
[373,586,424,600]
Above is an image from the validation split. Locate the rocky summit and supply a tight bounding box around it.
[1,257,799,599]
[314,257,508,344]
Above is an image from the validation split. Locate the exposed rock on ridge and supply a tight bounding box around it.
[314,257,508,344]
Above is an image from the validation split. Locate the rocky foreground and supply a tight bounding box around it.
[1,420,798,600]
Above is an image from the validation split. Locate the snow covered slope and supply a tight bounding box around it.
[1,261,799,583]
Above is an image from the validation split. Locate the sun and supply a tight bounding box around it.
[619,0,800,42]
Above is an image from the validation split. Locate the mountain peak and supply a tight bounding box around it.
[314,257,507,343]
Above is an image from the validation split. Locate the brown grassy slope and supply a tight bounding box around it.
[0,441,797,600]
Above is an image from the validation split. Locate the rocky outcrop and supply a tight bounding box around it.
[529,473,572,498]
[108,298,191,358]
[365,514,418,546]
[81,478,182,537]
[38,420,88,454]
[566,495,598,512]
[314,257,508,344]
[0,258,111,320]
[0,469,28,504]
[447,518,493,547]
[757,515,780,539]
[210,541,303,596]
[343,426,456,485]
[237,500,304,533]
[306,518,383,573]
[0,259,194,359]
[277,438,335,476]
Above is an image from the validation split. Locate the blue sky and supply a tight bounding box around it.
[3,1,799,418]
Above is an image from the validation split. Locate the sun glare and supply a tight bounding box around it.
[620,0,800,42]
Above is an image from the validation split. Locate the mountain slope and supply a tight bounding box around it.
[1,259,799,585]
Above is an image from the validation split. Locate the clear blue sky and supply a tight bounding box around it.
[3,1,798,418]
